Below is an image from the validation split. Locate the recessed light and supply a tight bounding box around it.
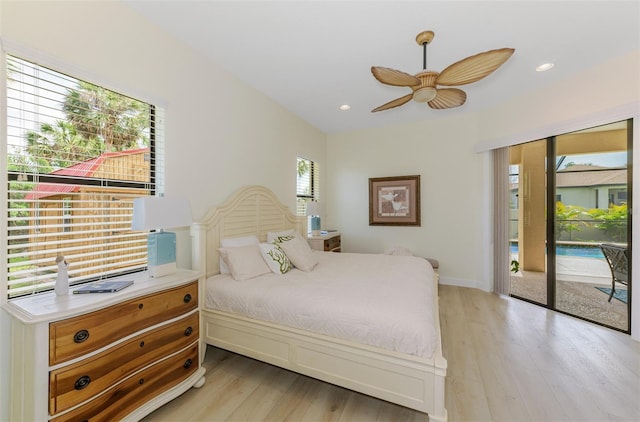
[339,104,351,111]
[536,62,555,72]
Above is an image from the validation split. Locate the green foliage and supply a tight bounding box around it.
[7,155,32,222]
[7,156,31,269]
[555,201,588,240]
[297,157,309,178]
[26,121,103,171]
[510,259,520,273]
[554,201,628,242]
[588,203,628,241]
[63,82,150,152]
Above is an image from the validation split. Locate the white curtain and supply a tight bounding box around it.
[493,147,510,295]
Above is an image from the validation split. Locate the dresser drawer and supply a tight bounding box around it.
[49,281,198,365]
[51,343,199,422]
[49,311,199,415]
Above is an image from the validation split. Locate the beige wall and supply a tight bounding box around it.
[475,51,640,150]
[326,113,485,287]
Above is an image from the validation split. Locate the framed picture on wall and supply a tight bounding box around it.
[369,175,421,226]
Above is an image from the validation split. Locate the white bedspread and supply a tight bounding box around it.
[205,252,437,359]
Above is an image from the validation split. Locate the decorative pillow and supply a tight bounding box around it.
[219,236,259,274]
[218,243,271,281]
[277,233,318,272]
[266,229,294,243]
[259,243,292,274]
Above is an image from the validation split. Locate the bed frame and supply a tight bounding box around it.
[191,185,447,421]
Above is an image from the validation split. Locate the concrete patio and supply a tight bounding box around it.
[510,255,629,331]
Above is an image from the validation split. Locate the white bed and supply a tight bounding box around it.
[191,185,447,421]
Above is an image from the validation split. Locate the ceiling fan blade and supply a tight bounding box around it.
[371,67,421,87]
[371,93,414,112]
[436,48,515,86]
[428,88,467,109]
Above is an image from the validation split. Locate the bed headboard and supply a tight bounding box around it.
[191,185,306,278]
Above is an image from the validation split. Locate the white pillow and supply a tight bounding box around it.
[218,244,271,281]
[259,243,292,274]
[219,236,259,274]
[277,233,318,272]
[266,229,294,243]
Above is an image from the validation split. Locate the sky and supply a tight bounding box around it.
[558,152,627,170]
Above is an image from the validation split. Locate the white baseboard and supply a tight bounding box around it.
[439,276,486,291]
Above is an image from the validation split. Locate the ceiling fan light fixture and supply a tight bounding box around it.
[413,87,437,103]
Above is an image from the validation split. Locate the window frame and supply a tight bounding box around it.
[296,156,320,216]
[4,52,161,300]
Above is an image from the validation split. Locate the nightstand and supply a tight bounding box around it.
[308,232,341,252]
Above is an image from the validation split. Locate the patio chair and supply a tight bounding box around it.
[599,243,629,302]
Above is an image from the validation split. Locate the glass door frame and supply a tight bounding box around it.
[512,119,633,334]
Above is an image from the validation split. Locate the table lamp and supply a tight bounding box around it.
[131,195,192,277]
[306,201,321,236]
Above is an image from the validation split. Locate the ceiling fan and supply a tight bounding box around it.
[371,30,514,112]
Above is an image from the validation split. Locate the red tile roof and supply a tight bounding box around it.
[25,148,149,200]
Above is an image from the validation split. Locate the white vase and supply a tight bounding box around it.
[55,256,69,296]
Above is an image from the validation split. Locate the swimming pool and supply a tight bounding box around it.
[509,242,605,259]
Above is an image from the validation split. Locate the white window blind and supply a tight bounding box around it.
[296,156,319,216]
[6,54,158,299]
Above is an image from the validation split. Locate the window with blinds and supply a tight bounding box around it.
[6,54,158,299]
[296,156,319,216]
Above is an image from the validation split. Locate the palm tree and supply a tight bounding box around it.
[25,121,103,172]
[23,81,150,172]
[297,158,309,177]
[63,82,150,152]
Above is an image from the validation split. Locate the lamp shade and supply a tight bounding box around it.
[306,201,320,216]
[131,196,192,231]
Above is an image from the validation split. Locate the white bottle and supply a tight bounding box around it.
[55,254,69,296]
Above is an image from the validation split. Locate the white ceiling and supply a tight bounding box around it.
[124,0,640,134]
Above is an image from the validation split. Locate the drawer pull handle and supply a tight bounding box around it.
[184,326,193,336]
[139,341,145,348]
[183,358,193,369]
[138,303,144,310]
[73,330,89,343]
[139,378,144,385]
[74,376,91,390]
[183,293,192,303]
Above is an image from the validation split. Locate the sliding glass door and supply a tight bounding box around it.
[509,139,548,305]
[509,120,632,333]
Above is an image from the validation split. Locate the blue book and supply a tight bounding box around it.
[73,280,134,294]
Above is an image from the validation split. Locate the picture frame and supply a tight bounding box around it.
[369,175,421,226]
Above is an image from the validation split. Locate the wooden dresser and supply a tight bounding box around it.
[3,269,206,422]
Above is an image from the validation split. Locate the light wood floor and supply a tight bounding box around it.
[143,285,640,421]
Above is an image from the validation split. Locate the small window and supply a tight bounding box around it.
[296,157,319,217]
